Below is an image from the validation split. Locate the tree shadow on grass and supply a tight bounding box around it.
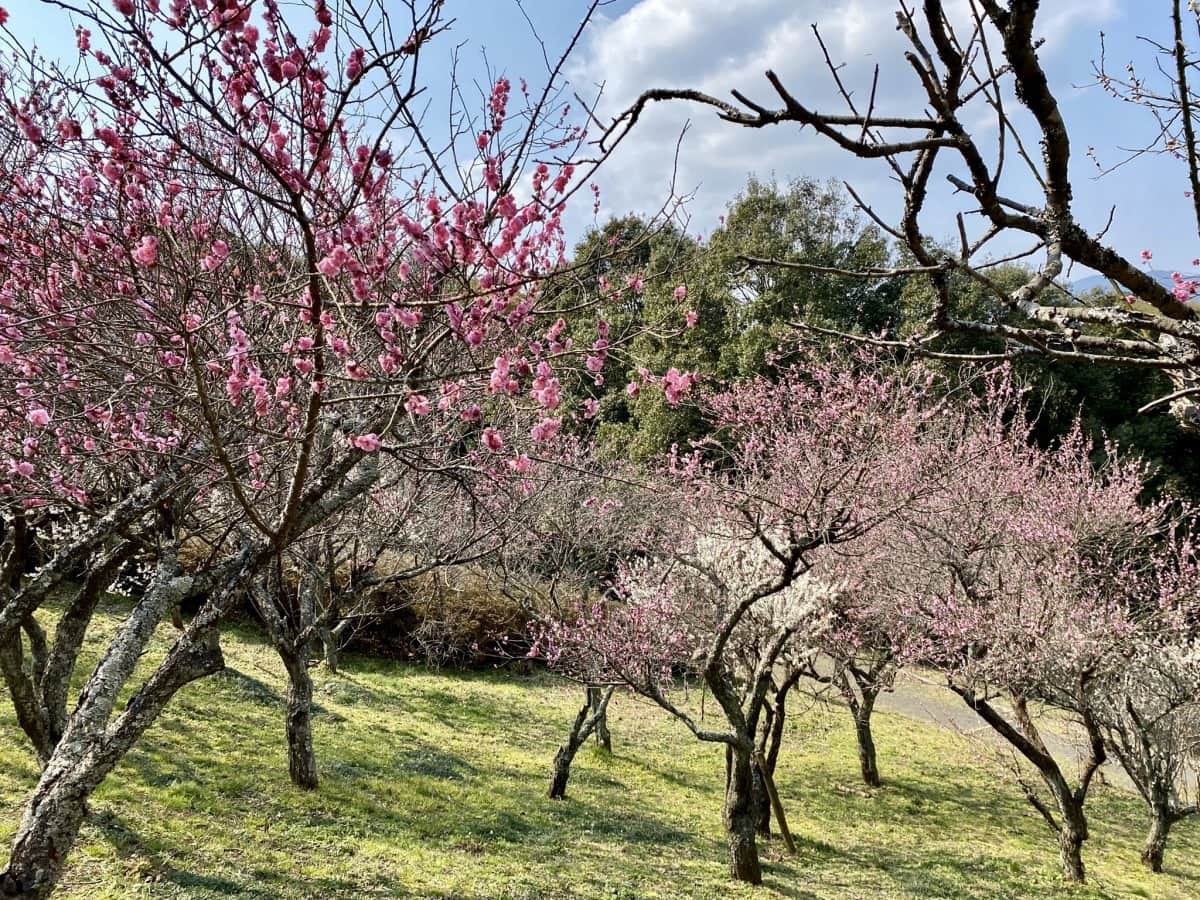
[548,798,695,846]
[319,740,480,784]
[602,749,714,793]
[773,772,1135,899]
[87,808,414,898]
[89,810,250,896]
[216,667,343,722]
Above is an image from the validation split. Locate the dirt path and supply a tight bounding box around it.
[805,668,1138,794]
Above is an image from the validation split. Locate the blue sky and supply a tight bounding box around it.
[3,1,1191,276]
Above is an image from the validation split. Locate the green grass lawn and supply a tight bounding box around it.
[1,601,1197,899]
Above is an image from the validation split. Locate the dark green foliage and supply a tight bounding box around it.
[902,266,1200,498]
[556,177,904,461]
[548,177,1200,496]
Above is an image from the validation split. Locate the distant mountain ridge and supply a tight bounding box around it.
[1069,269,1200,296]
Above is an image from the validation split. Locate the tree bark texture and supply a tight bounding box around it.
[0,565,222,900]
[278,641,319,790]
[724,745,764,884]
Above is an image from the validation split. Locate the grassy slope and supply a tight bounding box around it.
[1,601,1197,899]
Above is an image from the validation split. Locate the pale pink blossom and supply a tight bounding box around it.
[352,433,381,453]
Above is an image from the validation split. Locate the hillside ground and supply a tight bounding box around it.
[1,601,1197,899]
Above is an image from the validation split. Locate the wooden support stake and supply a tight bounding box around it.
[754,750,796,854]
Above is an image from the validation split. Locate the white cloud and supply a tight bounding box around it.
[562,0,1123,249]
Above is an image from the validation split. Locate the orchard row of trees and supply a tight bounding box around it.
[533,350,1200,884]
[0,1,1198,897]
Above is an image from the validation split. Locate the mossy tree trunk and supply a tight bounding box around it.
[0,563,222,900]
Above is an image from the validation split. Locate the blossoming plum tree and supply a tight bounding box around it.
[538,350,989,884]
[870,415,1200,883]
[1088,536,1200,873]
[0,0,668,895]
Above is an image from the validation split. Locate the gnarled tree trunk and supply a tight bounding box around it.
[0,538,137,768]
[1031,716,1092,884]
[254,567,321,790]
[278,640,319,790]
[0,563,222,900]
[955,686,1097,884]
[1142,806,1172,874]
[852,701,880,788]
[1056,809,1087,883]
[723,745,763,884]
[38,548,136,748]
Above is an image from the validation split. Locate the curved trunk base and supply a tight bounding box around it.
[1058,828,1086,883]
[280,646,318,791]
[728,826,763,884]
[548,745,575,800]
[1141,812,1170,873]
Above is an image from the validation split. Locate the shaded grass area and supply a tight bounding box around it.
[0,601,1197,898]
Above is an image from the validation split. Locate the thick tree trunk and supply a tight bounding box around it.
[255,567,320,790]
[278,642,319,790]
[588,686,611,751]
[1058,822,1086,883]
[1,547,136,766]
[0,758,102,900]
[724,746,763,884]
[853,707,880,788]
[1141,808,1172,873]
[1,464,367,898]
[548,742,576,801]
[1042,765,1089,883]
